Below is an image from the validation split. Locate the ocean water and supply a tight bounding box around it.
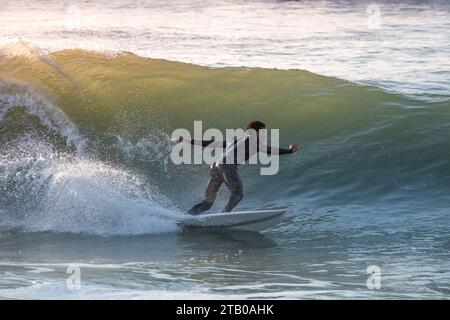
[0,0,449,299]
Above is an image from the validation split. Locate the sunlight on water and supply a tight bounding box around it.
[0,0,449,96]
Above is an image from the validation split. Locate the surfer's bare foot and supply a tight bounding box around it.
[289,144,298,153]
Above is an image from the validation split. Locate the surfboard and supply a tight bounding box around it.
[177,209,287,232]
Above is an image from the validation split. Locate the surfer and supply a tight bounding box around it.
[176,121,297,215]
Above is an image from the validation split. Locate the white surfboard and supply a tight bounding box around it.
[177,209,287,232]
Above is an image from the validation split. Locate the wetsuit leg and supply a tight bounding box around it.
[219,164,243,213]
[188,165,224,215]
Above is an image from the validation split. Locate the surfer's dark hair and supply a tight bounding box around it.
[246,121,266,132]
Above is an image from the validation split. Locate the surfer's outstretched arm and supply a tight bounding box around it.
[190,138,227,148]
[174,136,226,147]
[258,143,297,155]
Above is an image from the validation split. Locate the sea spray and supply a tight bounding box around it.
[0,136,179,235]
[0,79,180,235]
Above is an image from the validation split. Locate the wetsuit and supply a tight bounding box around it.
[188,135,293,215]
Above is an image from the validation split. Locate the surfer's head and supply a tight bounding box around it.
[246,121,266,139]
[246,121,266,132]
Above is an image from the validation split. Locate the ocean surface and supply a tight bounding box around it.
[0,0,449,299]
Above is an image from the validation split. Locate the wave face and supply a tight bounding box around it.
[1,44,449,235]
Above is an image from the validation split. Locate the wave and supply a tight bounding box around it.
[0,41,449,235]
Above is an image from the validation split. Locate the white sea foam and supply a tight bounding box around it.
[0,142,180,235]
[0,84,181,235]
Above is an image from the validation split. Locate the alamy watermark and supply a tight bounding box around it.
[170,121,284,175]
[66,265,81,290]
[62,263,381,292]
[366,4,382,30]
[65,5,82,31]
[366,265,381,289]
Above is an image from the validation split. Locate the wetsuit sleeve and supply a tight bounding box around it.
[258,143,293,155]
[190,139,227,148]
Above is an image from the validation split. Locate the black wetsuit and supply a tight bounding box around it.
[188,135,293,215]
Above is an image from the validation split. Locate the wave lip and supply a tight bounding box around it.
[0,80,87,154]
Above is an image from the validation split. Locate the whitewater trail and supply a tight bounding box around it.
[0,78,181,236]
[0,136,181,235]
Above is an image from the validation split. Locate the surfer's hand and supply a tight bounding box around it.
[173,136,184,144]
[289,144,298,153]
